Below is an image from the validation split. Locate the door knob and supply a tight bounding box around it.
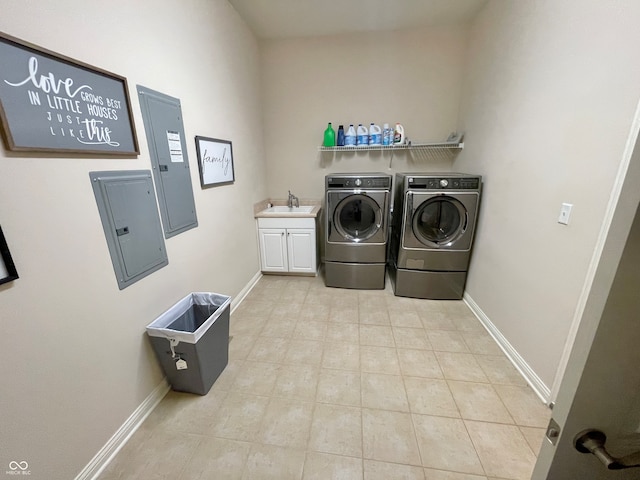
[574,429,640,470]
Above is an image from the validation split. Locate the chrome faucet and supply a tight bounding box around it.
[287,190,299,208]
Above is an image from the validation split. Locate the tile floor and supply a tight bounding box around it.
[99,274,551,480]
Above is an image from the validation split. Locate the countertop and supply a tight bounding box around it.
[254,198,322,218]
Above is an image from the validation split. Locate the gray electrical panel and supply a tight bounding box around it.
[137,86,198,238]
[90,170,169,290]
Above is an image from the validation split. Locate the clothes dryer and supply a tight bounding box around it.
[324,173,392,289]
[389,173,482,299]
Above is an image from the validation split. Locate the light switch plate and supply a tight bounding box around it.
[558,203,573,225]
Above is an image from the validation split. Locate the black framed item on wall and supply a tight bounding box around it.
[0,225,18,286]
[194,136,235,188]
[0,31,139,155]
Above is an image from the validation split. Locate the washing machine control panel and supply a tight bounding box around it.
[407,176,481,190]
[327,176,391,189]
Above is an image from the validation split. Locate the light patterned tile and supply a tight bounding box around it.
[404,377,459,417]
[273,364,319,401]
[316,368,361,407]
[475,355,527,386]
[308,404,362,456]
[388,309,423,328]
[179,437,251,480]
[519,426,546,456]
[494,385,551,427]
[460,331,502,355]
[302,452,363,480]
[247,336,289,363]
[360,325,396,347]
[364,459,425,480]
[423,469,488,480]
[284,339,324,366]
[435,352,489,383]
[209,392,270,441]
[412,414,484,474]
[322,343,360,371]
[229,335,258,360]
[231,361,280,395]
[111,430,202,479]
[145,389,228,435]
[448,381,513,423]
[241,443,305,480]
[359,307,391,325]
[293,320,328,341]
[419,311,457,331]
[393,327,432,350]
[363,409,421,465]
[361,345,401,375]
[465,420,536,479]
[326,323,359,344]
[427,330,470,353]
[258,398,314,448]
[329,306,359,324]
[361,373,409,411]
[397,349,443,378]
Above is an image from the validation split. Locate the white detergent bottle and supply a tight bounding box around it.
[369,123,382,145]
[345,124,356,146]
[356,124,368,146]
[394,123,405,144]
[382,123,391,146]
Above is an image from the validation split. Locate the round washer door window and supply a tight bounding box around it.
[412,197,467,246]
[334,194,381,241]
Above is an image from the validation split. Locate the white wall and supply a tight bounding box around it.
[261,26,470,199]
[455,0,640,390]
[0,1,266,478]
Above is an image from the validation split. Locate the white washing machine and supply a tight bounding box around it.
[324,173,392,289]
[389,173,482,299]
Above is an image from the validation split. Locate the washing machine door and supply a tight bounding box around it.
[403,192,479,250]
[327,191,388,244]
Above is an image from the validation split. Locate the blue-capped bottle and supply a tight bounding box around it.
[337,125,345,146]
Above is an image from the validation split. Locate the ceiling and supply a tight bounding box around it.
[227,0,488,40]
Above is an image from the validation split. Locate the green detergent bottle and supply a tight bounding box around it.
[323,122,336,147]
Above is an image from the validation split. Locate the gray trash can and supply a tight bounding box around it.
[146,292,231,395]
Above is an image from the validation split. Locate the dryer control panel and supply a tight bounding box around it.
[407,176,481,191]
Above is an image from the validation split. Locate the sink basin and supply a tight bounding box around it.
[263,205,314,214]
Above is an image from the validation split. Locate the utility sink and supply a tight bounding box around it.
[262,205,314,214]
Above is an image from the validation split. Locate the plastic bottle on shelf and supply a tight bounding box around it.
[393,123,405,145]
[323,122,336,147]
[382,123,391,146]
[356,124,368,146]
[337,125,345,146]
[369,123,382,145]
[345,124,356,146]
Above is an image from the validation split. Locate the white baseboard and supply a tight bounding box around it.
[231,270,262,315]
[463,293,551,405]
[76,378,170,480]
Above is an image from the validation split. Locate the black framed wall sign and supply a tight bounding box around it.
[0,32,139,155]
[0,225,18,286]
[195,136,235,188]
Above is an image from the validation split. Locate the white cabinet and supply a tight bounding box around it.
[257,217,317,275]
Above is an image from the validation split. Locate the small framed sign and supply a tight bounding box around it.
[195,136,235,188]
[0,225,18,286]
[0,32,139,155]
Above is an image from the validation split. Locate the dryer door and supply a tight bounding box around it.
[403,192,479,250]
[327,191,387,244]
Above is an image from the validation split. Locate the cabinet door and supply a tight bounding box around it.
[287,228,316,273]
[259,228,288,272]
